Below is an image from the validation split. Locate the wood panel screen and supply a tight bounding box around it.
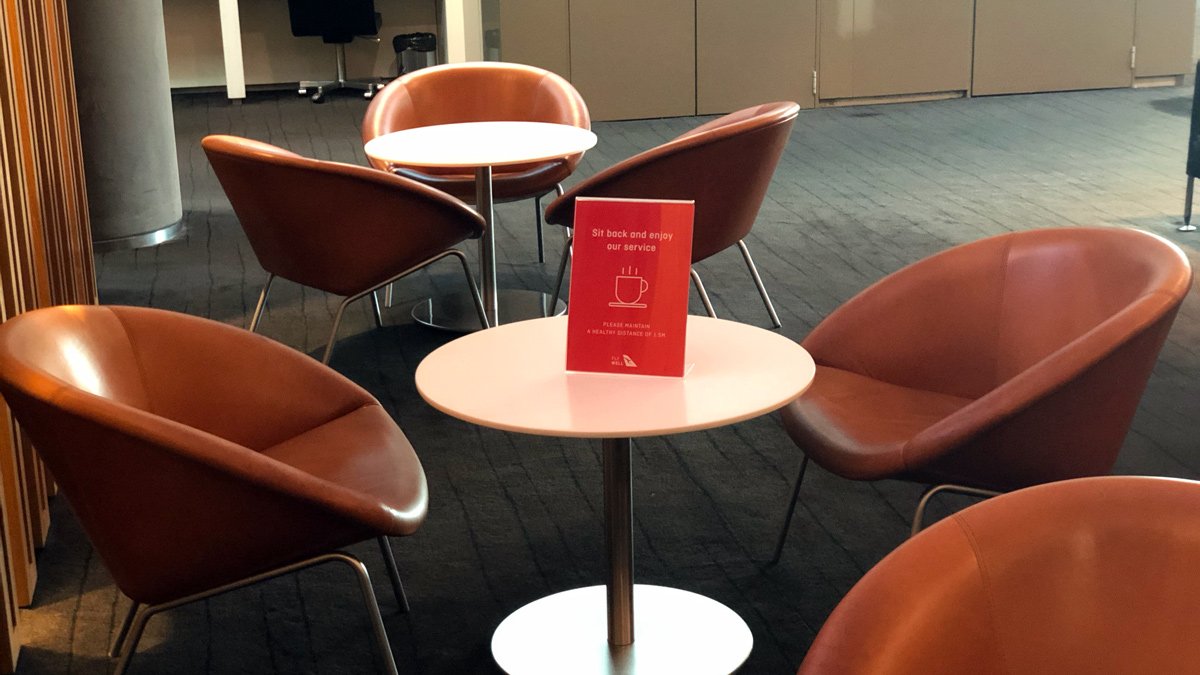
[0,0,96,670]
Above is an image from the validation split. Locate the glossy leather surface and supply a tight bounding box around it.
[545,102,800,262]
[783,227,1192,490]
[361,62,591,202]
[0,305,428,605]
[202,134,484,297]
[798,476,1200,674]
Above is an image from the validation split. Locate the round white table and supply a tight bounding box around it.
[416,316,816,674]
[365,121,598,331]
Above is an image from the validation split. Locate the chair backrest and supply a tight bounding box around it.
[202,134,483,297]
[361,61,591,175]
[0,305,410,605]
[288,0,378,42]
[798,476,1200,675]
[803,227,1192,489]
[545,101,800,263]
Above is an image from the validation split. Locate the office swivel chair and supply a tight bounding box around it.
[288,0,384,103]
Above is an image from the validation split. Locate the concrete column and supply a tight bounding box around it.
[67,0,184,250]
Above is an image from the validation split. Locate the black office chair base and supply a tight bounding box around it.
[299,42,383,103]
[299,79,383,103]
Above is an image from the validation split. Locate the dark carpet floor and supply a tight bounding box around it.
[14,84,1200,674]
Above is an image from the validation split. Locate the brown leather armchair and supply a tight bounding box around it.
[361,61,591,263]
[202,134,487,364]
[0,305,427,675]
[797,476,1200,674]
[771,227,1192,564]
[545,101,800,328]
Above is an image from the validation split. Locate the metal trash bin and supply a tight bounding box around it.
[393,32,436,74]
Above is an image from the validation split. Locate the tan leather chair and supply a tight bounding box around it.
[362,61,591,263]
[0,305,426,675]
[545,101,800,328]
[798,476,1200,675]
[202,134,487,364]
[771,227,1192,564]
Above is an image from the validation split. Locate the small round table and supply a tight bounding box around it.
[364,121,598,331]
[415,316,816,674]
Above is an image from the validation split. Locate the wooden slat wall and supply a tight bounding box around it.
[0,0,95,670]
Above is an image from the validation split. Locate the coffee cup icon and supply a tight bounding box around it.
[610,274,649,308]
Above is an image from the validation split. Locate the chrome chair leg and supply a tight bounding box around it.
[911,484,1001,538]
[690,268,717,318]
[384,283,394,308]
[248,273,276,332]
[534,194,545,264]
[339,554,400,675]
[550,231,573,309]
[322,296,355,365]
[111,551,398,675]
[377,536,410,613]
[737,240,781,328]
[370,291,385,329]
[108,600,141,658]
[768,454,809,566]
[448,249,489,329]
[1181,176,1196,232]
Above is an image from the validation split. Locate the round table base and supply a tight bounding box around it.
[491,584,752,675]
[411,290,565,332]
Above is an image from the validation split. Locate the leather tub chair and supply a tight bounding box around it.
[798,476,1200,675]
[362,61,591,263]
[771,227,1192,564]
[203,134,488,364]
[545,101,800,328]
[0,305,427,674]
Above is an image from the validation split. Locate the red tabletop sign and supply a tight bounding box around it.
[566,197,695,376]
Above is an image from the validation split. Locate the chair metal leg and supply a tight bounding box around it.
[690,268,717,318]
[737,240,782,328]
[384,283,394,308]
[248,273,276,332]
[370,291,385,329]
[377,536,411,613]
[111,604,155,675]
[1181,176,1196,232]
[534,194,545,264]
[108,600,141,658]
[321,296,354,365]
[550,232,573,309]
[448,249,489,329]
[338,554,400,675]
[768,454,809,566]
[911,484,1002,538]
[111,551,398,675]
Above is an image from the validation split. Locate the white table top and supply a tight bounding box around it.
[364,121,598,169]
[415,315,816,438]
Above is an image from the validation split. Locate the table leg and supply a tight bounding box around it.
[476,165,498,326]
[603,437,634,645]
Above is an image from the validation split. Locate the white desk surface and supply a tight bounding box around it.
[415,315,816,438]
[364,121,597,169]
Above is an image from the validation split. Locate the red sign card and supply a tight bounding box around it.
[566,197,695,377]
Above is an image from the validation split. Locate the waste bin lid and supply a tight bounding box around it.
[393,32,436,53]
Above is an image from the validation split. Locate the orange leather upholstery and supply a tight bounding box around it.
[203,134,483,298]
[203,134,489,362]
[0,305,427,607]
[797,476,1200,674]
[361,62,590,203]
[545,102,799,263]
[783,227,1191,492]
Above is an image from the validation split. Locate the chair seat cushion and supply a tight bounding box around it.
[262,403,427,535]
[781,366,973,481]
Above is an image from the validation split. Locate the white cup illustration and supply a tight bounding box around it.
[610,271,649,308]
